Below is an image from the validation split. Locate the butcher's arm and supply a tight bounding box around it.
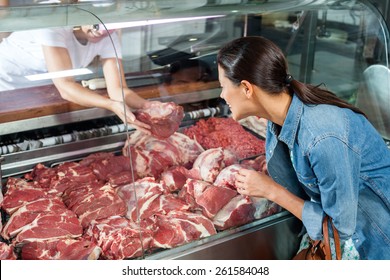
[102,58,164,113]
[102,58,149,109]
[236,169,304,220]
[42,46,119,111]
[42,46,151,132]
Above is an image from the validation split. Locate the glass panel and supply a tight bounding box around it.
[0,0,389,261]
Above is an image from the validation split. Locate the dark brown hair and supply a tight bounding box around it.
[217,36,365,116]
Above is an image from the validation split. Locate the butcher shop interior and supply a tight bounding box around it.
[0,0,389,260]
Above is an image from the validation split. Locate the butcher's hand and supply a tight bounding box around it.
[235,168,275,198]
[142,100,164,109]
[111,101,151,134]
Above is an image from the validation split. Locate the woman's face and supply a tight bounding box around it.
[80,25,114,43]
[218,65,250,121]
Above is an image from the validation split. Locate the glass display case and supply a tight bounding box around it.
[0,0,389,260]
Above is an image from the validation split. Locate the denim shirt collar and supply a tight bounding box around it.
[269,94,303,150]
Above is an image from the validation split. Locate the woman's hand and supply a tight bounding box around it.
[110,100,151,134]
[235,168,275,199]
[236,167,305,220]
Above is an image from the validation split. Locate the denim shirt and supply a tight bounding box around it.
[265,94,390,259]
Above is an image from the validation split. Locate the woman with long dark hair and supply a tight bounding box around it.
[217,36,390,259]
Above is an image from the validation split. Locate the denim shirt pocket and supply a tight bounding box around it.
[296,172,318,188]
[293,153,321,198]
[296,171,321,200]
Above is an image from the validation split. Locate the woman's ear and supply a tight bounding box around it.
[240,80,253,98]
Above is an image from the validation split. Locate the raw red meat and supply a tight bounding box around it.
[89,155,132,181]
[79,152,115,166]
[116,177,162,219]
[0,242,17,260]
[14,209,83,244]
[84,216,153,260]
[150,211,217,249]
[167,132,205,168]
[122,131,204,178]
[61,181,106,209]
[212,195,255,230]
[2,197,68,240]
[134,102,184,139]
[1,179,49,215]
[213,163,242,189]
[67,183,127,228]
[188,148,225,182]
[24,163,57,189]
[129,186,190,222]
[240,154,268,174]
[178,179,210,211]
[183,117,265,159]
[159,166,190,192]
[108,171,137,188]
[196,185,237,219]
[21,238,102,260]
[0,190,2,233]
[188,148,237,183]
[47,162,99,196]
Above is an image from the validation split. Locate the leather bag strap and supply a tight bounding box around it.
[322,216,332,260]
[322,215,342,260]
[331,218,342,260]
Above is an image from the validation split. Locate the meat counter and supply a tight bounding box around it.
[1,0,389,260]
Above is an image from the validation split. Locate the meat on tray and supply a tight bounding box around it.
[122,131,204,178]
[21,237,101,260]
[84,216,154,260]
[0,128,279,260]
[150,211,217,249]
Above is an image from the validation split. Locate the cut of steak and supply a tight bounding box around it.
[14,209,83,244]
[151,211,216,249]
[240,154,268,174]
[188,148,225,183]
[84,216,153,260]
[195,185,237,219]
[178,179,210,211]
[2,197,68,240]
[129,189,190,222]
[46,162,99,196]
[21,238,102,260]
[108,171,137,188]
[134,102,184,139]
[188,148,238,183]
[159,166,190,192]
[213,163,242,189]
[24,163,57,189]
[67,184,127,228]
[116,177,161,219]
[183,117,266,159]
[89,155,132,181]
[1,179,49,215]
[122,131,204,178]
[79,152,115,167]
[212,195,255,230]
[166,132,205,168]
[0,242,17,260]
